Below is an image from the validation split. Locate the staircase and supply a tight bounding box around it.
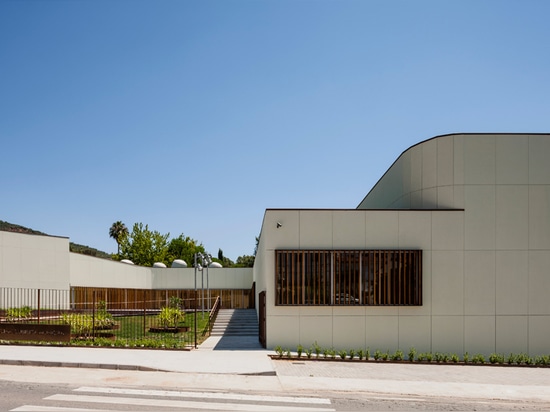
[211,309,259,337]
[203,309,262,350]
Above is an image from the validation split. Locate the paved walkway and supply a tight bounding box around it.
[1,338,550,403]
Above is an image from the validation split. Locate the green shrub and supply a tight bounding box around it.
[450,353,460,363]
[158,307,185,329]
[348,349,355,360]
[6,306,32,321]
[313,341,322,358]
[338,349,347,360]
[516,353,531,365]
[489,353,505,364]
[357,349,365,360]
[373,349,382,361]
[471,354,485,364]
[507,353,517,365]
[305,347,313,359]
[297,344,304,358]
[274,345,284,358]
[408,347,417,362]
[392,349,404,361]
[62,313,93,335]
[535,355,550,366]
[463,352,470,364]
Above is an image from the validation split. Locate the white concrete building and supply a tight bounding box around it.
[2,132,549,356]
[254,133,550,356]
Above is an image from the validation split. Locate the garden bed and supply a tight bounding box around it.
[270,345,550,368]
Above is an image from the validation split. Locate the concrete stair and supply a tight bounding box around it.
[210,309,259,337]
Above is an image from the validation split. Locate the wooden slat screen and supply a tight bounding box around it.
[275,250,422,306]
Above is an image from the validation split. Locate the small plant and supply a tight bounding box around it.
[373,349,382,361]
[381,350,390,361]
[348,349,355,360]
[6,306,33,322]
[434,352,449,363]
[471,353,485,364]
[365,347,370,361]
[274,345,284,358]
[357,349,365,360]
[450,353,460,363]
[62,313,93,336]
[408,347,417,362]
[168,296,183,309]
[338,349,347,360]
[535,355,550,366]
[313,341,322,358]
[507,353,517,365]
[322,347,330,358]
[285,348,292,358]
[417,353,426,362]
[305,347,313,359]
[463,352,470,364]
[489,353,505,365]
[158,306,185,329]
[297,344,304,358]
[328,347,336,359]
[392,349,404,361]
[425,352,433,363]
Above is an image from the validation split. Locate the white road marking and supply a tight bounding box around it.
[11,406,109,411]
[45,394,336,412]
[75,386,332,405]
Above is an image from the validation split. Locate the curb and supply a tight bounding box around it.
[0,358,165,372]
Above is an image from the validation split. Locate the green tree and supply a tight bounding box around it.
[109,221,128,254]
[166,234,206,267]
[235,255,255,267]
[118,223,170,266]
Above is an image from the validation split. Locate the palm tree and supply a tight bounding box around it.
[109,221,128,254]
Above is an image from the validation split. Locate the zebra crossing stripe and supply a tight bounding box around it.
[11,405,109,411]
[45,394,335,412]
[74,386,332,405]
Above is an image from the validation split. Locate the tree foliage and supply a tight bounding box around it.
[109,221,128,254]
[118,223,170,266]
[166,234,205,267]
[235,255,255,268]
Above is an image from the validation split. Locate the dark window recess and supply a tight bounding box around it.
[275,250,422,306]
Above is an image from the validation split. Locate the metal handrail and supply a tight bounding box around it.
[203,296,221,336]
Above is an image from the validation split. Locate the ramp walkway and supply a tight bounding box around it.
[200,309,263,351]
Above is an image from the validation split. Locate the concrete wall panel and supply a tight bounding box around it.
[464,251,495,316]
[496,251,528,315]
[431,251,463,315]
[496,135,528,184]
[464,316,495,356]
[432,316,464,355]
[496,316,528,354]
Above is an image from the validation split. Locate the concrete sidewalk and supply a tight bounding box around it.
[1,339,550,404]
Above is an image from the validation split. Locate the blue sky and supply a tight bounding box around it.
[1,0,549,260]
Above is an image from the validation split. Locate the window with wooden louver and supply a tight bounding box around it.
[275,250,422,306]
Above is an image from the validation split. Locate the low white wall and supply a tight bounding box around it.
[0,231,70,290]
[70,253,253,290]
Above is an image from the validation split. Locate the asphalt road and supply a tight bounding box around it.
[2,366,550,411]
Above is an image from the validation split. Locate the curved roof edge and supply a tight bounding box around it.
[356,132,550,209]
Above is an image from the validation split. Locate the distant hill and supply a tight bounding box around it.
[0,220,112,260]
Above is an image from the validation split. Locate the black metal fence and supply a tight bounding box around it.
[0,287,244,349]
